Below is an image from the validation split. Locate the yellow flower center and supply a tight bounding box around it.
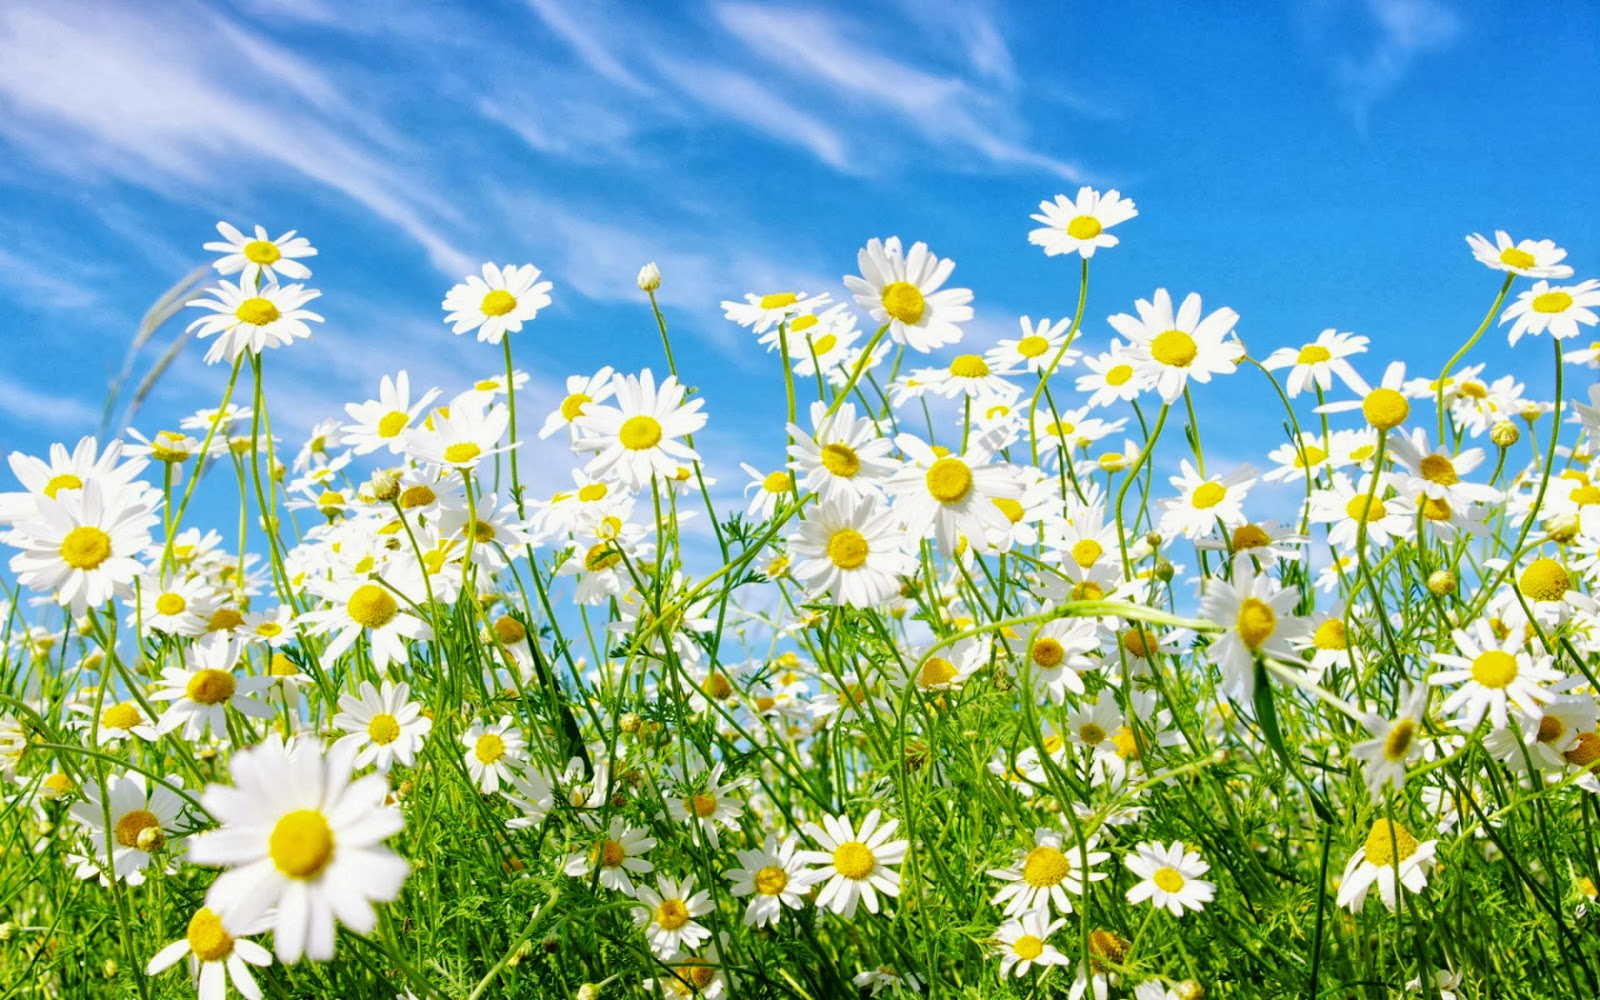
[242,240,282,265]
[400,484,436,508]
[1073,580,1106,601]
[480,289,517,317]
[1066,539,1102,569]
[1419,455,1458,485]
[60,526,112,570]
[880,281,926,325]
[1066,214,1103,240]
[1236,597,1276,649]
[114,808,160,849]
[1421,497,1452,522]
[1312,619,1347,651]
[919,657,958,688]
[207,608,244,632]
[619,415,663,450]
[186,669,236,706]
[832,841,876,879]
[755,865,789,896]
[818,442,863,479]
[43,473,82,498]
[377,411,408,438]
[1364,818,1418,867]
[154,592,187,616]
[475,732,506,765]
[925,457,973,503]
[827,528,869,570]
[687,794,718,818]
[791,314,819,333]
[471,519,496,543]
[1344,495,1388,523]
[1533,290,1573,314]
[1150,330,1198,368]
[1152,866,1186,893]
[1293,445,1327,468]
[812,332,838,354]
[493,615,527,646]
[1362,388,1409,430]
[1297,344,1332,364]
[702,672,735,700]
[1112,726,1139,759]
[1470,650,1519,689]
[1500,246,1537,270]
[186,907,234,962]
[347,584,398,629]
[1079,722,1107,744]
[1572,485,1600,506]
[1022,846,1071,887]
[1519,558,1570,602]
[1231,524,1270,551]
[949,354,990,378]
[1384,718,1416,761]
[443,442,482,464]
[235,297,280,326]
[1191,482,1226,509]
[270,809,335,879]
[762,471,792,493]
[1016,335,1051,358]
[1566,732,1600,768]
[993,497,1024,523]
[760,292,798,310]
[584,543,622,572]
[1031,637,1066,669]
[599,839,626,867]
[101,702,142,730]
[655,898,691,930]
[1537,714,1565,744]
[367,713,401,745]
[1013,934,1045,961]
[1105,364,1134,386]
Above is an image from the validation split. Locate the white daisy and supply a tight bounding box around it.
[150,636,275,740]
[723,833,818,928]
[68,771,187,885]
[572,370,706,491]
[204,221,316,284]
[1500,278,1600,345]
[332,680,431,773]
[1336,818,1437,912]
[1029,187,1138,259]
[342,371,441,456]
[844,237,973,352]
[185,278,323,364]
[1197,561,1309,701]
[993,910,1069,978]
[461,717,527,794]
[786,400,898,506]
[538,367,616,440]
[989,827,1109,918]
[1260,329,1368,397]
[1428,618,1561,729]
[1466,230,1573,279]
[1124,841,1215,916]
[7,480,157,615]
[145,906,273,1000]
[442,263,553,344]
[788,497,916,609]
[632,874,714,958]
[563,818,657,896]
[801,808,909,919]
[1109,289,1245,404]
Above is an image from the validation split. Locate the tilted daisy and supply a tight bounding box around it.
[788,497,915,608]
[1075,343,1150,410]
[801,808,908,919]
[442,263,553,344]
[146,905,273,1000]
[1157,461,1254,541]
[151,636,275,740]
[79,698,160,745]
[1386,429,1499,507]
[664,762,746,849]
[0,435,151,526]
[1466,230,1573,279]
[1500,278,1600,345]
[204,221,317,284]
[1197,562,1309,701]
[885,430,1019,556]
[633,874,714,958]
[723,833,818,928]
[300,576,432,672]
[1109,289,1245,404]
[7,480,157,614]
[1260,329,1369,397]
[989,827,1109,918]
[740,462,794,521]
[722,290,831,333]
[572,370,706,491]
[342,371,441,456]
[1023,616,1101,704]
[1315,360,1412,434]
[844,236,973,352]
[503,763,555,830]
[986,316,1077,375]
[332,680,431,773]
[538,367,616,440]
[1351,684,1428,799]
[186,278,323,364]
[1029,187,1138,259]
[909,635,988,693]
[1336,818,1437,913]
[461,717,527,794]
[1429,618,1561,729]
[786,400,898,505]
[910,353,1020,400]
[68,771,187,885]
[783,305,861,379]
[563,818,657,896]
[1124,841,1215,916]
[401,394,514,473]
[187,735,410,963]
[993,910,1069,978]
[1305,473,1415,551]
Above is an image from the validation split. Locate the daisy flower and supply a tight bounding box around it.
[145,906,273,1000]
[186,278,323,364]
[886,430,1018,557]
[442,263,552,344]
[187,735,409,963]
[722,290,830,333]
[1386,429,1499,507]
[1466,230,1574,279]
[740,463,793,521]
[68,772,187,885]
[332,680,431,773]
[1336,818,1437,912]
[1429,618,1561,729]
[401,395,514,473]
[1124,841,1215,916]
[1316,360,1412,433]
[1260,329,1368,397]
[572,370,706,491]
[151,636,274,740]
[664,763,745,849]
[1199,519,1306,565]
[342,371,441,456]
[989,827,1109,918]
[910,353,1020,399]
[633,875,714,958]
[1305,473,1415,551]
[985,316,1076,375]
[992,910,1069,978]
[788,497,915,608]
[723,833,817,928]
[134,571,218,637]
[1028,187,1138,259]
[1500,278,1600,345]
[786,400,898,505]
[1157,461,1254,541]
[1197,562,1309,701]
[783,305,860,378]
[1263,434,1332,484]
[461,717,526,794]
[1023,617,1100,704]
[84,699,160,745]
[538,367,616,440]
[0,435,151,526]
[503,764,555,830]
[563,818,657,896]
[844,237,973,353]
[910,635,988,693]
[801,808,909,919]
[300,577,432,672]
[7,480,157,615]
[1109,289,1245,405]
[1075,344,1149,410]
[204,221,316,284]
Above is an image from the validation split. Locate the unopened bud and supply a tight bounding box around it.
[1547,514,1581,544]
[136,826,166,853]
[577,984,603,1000]
[1176,981,1205,1000]
[1143,531,1163,549]
[619,712,642,734]
[1154,559,1175,583]
[1426,570,1457,596]
[102,959,118,979]
[368,468,401,503]
[1490,421,1520,447]
[637,262,661,292]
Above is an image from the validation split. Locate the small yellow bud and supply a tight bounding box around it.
[1426,570,1457,596]
[1490,421,1520,447]
[637,262,662,292]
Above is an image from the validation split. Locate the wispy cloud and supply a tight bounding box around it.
[0,372,100,429]
[1306,0,1463,128]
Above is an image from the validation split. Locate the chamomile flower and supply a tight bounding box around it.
[442,263,552,344]
[135,571,218,637]
[801,808,908,919]
[724,834,817,928]
[300,576,432,672]
[989,827,1109,918]
[204,221,316,284]
[1109,289,1245,404]
[1336,818,1437,912]
[633,875,714,958]
[401,395,514,473]
[69,771,187,885]
[1306,473,1415,550]
[145,906,273,1000]
[1429,619,1561,729]
[787,400,898,505]
[333,680,431,773]
[1157,461,1254,541]
[1387,429,1498,506]
[0,436,151,526]
[151,636,274,740]
[1197,562,1309,701]
[1261,329,1369,397]
[909,635,987,693]
[664,763,745,849]
[1466,231,1574,279]
[187,735,409,963]
[844,237,973,352]
[7,480,157,614]
[911,353,1020,399]
[788,497,915,608]
[342,372,441,456]
[988,316,1077,374]
[84,699,160,745]
[1029,187,1138,259]
[186,278,322,364]
[1124,841,1214,916]
[461,717,526,794]
[573,370,706,491]
[1317,360,1412,433]
[1500,279,1600,345]
[993,910,1069,978]
[886,431,1018,557]
[1075,344,1148,409]
[741,463,794,521]
[563,818,657,896]
[539,367,616,440]
[1023,617,1100,703]
[722,290,830,332]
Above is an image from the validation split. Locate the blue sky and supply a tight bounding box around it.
[1,0,1597,515]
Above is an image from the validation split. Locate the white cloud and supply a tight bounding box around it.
[1310,0,1463,127]
[0,372,100,429]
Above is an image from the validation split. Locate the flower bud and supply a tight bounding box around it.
[1490,421,1520,447]
[368,468,401,503]
[637,262,661,292]
[1426,570,1457,596]
[1176,982,1205,1000]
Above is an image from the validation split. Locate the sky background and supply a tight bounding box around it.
[1,0,1597,527]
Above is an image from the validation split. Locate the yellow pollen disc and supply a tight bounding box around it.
[577,482,609,503]
[925,457,973,503]
[560,393,591,421]
[1012,934,1045,961]
[619,415,663,450]
[754,865,789,895]
[1312,619,1347,651]
[1533,290,1573,314]
[762,470,792,493]
[1074,580,1106,601]
[1384,719,1416,761]
[1232,524,1270,550]
[268,653,297,676]
[1066,215,1103,239]
[1058,539,1100,571]
[1470,650,1519,689]
[40,772,69,797]
[1150,330,1198,368]
[702,672,735,700]
[880,281,926,325]
[1419,454,1458,485]
[1344,494,1388,523]
[760,291,798,310]
[1364,818,1418,867]
[687,794,718,818]
[993,497,1024,523]
[400,484,437,509]
[949,354,990,378]
[474,732,506,765]
[443,442,482,464]
[155,592,187,616]
[366,712,401,745]
[186,908,234,962]
[1121,627,1156,658]
[1572,485,1600,506]
[1458,381,1488,399]
[43,473,82,498]
[1152,866,1186,892]
[1016,335,1050,358]
[347,584,398,629]
[101,702,142,730]
[471,520,495,543]
[1297,344,1332,364]
[377,411,408,438]
[114,808,160,849]
[1105,364,1134,386]
[832,841,876,880]
[1236,597,1276,649]
[919,656,958,688]
[1112,726,1140,759]
[234,297,281,326]
[1362,388,1409,430]
[207,608,244,632]
[1079,722,1107,744]
[1031,637,1066,669]
[1421,497,1452,521]
[1499,246,1537,270]
[599,839,626,867]
[242,239,282,265]
[812,332,838,354]
[584,543,622,572]
[269,809,335,879]
[1022,846,1071,887]
[319,490,345,510]
[827,528,869,570]
[791,313,819,333]
[493,615,527,645]
[186,669,236,705]
[1537,715,1565,744]
[60,526,112,570]
[474,379,499,391]
[655,898,691,930]
[1293,445,1327,468]
[1191,482,1226,509]
[480,289,517,317]
[1519,558,1570,601]
[1565,732,1600,767]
